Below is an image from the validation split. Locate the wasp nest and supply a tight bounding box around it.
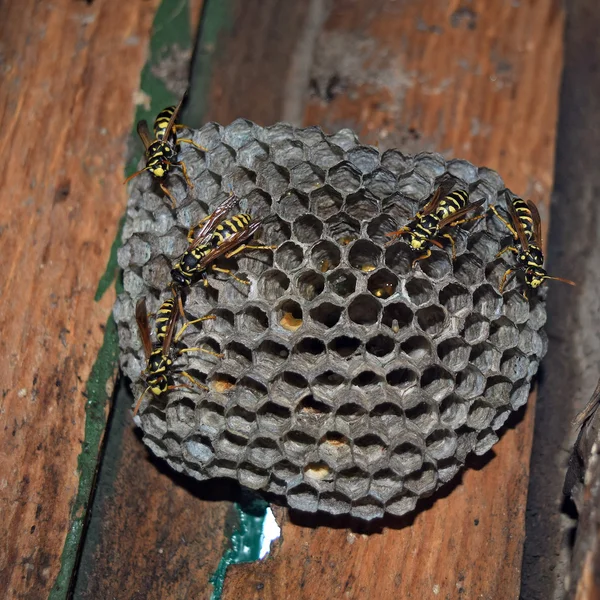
[114,119,547,521]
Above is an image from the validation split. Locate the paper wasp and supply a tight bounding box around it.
[133,291,222,416]
[171,192,277,294]
[124,95,207,208]
[490,192,575,296]
[385,179,484,266]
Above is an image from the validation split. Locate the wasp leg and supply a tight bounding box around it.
[499,268,516,293]
[441,233,457,261]
[160,183,177,209]
[177,371,211,391]
[385,227,410,246]
[449,214,485,228]
[172,160,194,190]
[174,314,217,343]
[225,243,278,259]
[496,245,519,260]
[132,384,152,417]
[211,265,250,285]
[412,248,432,267]
[178,345,224,359]
[489,206,518,239]
[176,136,209,153]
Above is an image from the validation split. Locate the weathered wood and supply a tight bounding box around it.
[198,1,564,598]
[0,0,162,597]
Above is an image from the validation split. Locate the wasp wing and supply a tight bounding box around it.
[161,297,179,355]
[504,192,529,251]
[135,298,153,360]
[527,199,543,249]
[437,198,485,229]
[163,93,187,141]
[136,120,154,151]
[196,220,262,270]
[188,193,240,250]
[419,178,457,217]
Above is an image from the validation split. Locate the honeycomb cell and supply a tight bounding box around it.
[468,231,500,263]
[500,349,528,380]
[382,192,419,225]
[399,336,431,362]
[453,254,484,287]
[215,431,247,462]
[367,214,398,246]
[462,313,490,345]
[312,370,345,399]
[455,365,486,400]
[405,277,435,307]
[257,402,292,435]
[293,214,323,244]
[381,149,414,175]
[184,435,215,465]
[236,139,269,171]
[382,302,413,334]
[329,335,362,358]
[419,251,452,280]
[351,497,385,521]
[319,492,351,516]
[310,185,343,219]
[489,317,519,351]
[296,394,332,418]
[368,269,398,299]
[256,162,290,196]
[310,301,343,328]
[363,168,397,199]
[347,145,380,174]
[353,434,387,469]
[311,240,341,272]
[261,216,291,246]
[470,342,502,376]
[370,469,403,503]
[484,376,513,407]
[440,394,468,428]
[439,283,471,315]
[510,381,531,410]
[370,403,403,436]
[421,365,454,401]
[527,297,547,331]
[437,337,470,372]
[348,239,382,272]
[225,341,252,368]
[351,370,384,388]
[473,284,502,320]
[277,299,303,332]
[294,337,326,357]
[404,463,438,496]
[397,171,430,200]
[415,152,446,178]
[385,243,413,277]
[238,305,269,334]
[309,140,344,168]
[270,139,304,168]
[335,467,370,501]
[272,371,309,403]
[289,162,325,192]
[386,492,418,517]
[287,482,319,513]
[386,367,418,391]
[226,405,256,438]
[275,241,304,272]
[196,401,226,435]
[326,212,361,245]
[327,162,362,194]
[327,269,357,298]
[258,269,290,301]
[237,463,270,490]
[345,190,380,221]
[296,270,325,300]
[348,294,382,326]
[366,335,395,358]
[467,400,495,429]
[416,305,446,337]
[519,328,545,357]
[318,432,353,470]
[222,119,256,148]
[503,290,530,325]
[255,339,289,372]
[390,440,424,476]
[474,429,499,456]
[335,401,367,421]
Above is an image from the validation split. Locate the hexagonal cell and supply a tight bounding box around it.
[382,302,413,334]
[237,463,270,491]
[421,365,454,401]
[236,139,269,171]
[510,381,531,410]
[214,430,247,462]
[437,337,470,372]
[335,401,367,421]
[370,402,403,435]
[296,394,332,418]
[225,405,256,438]
[455,365,486,400]
[261,215,291,247]
[210,372,236,394]
[318,432,352,470]
[308,140,345,168]
[503,290,530,325]
[489,317,519,351]
[351,370,384,389]
[270,139,305,168]
[500,349,529,381]
[247,437,281,469]
[238,304,269,335]
[366,334,395,358]
[519,328,545,358]
[367,214,398,246]
[418,250,452,280]
[319,492,351,516]
[196,400,225,434]
[470,342,502,376]
[277,299,304,332]
[257,401,292,435]
[404,463,438,496]
[258,269,290,302]
[453,253,484,287]
[311,240,341,273]
[425,428,457,461]
[345,190,380,221]
[348,239,382,272]
[353,434,387,469]
[474,429,499,456]
[527,297,547,331]
[287,482,319,513]
[483,376,513,408]
[221,119,256,148]
[275,241,304,272]
[440,394,468,428]
[348,294,382,326]
[294,336,326,357]
[473,284,502,320]
[296,270,325,300]
[405,277,435,307]
[467,231,500,263]
[381,149,414,175]
[329,335,362,358]
[327,269,357,298]
[225,341,253,368]
[309,185,343,219]
[234,377,268,406]
[295,126,325,147]
[386,367,418,391]
[398,336,430,362]
[416,305,446,337]
[385,243,413,277]
[256,162,290,196]
[335,467,370,500]
[208,458,237,480]
[347,145,380,174]
[184,434,215,466]
[272,371,309,402]
[351,496,385,521]
[289,162,325,192]
[367,269,398,299]
[309,301,343,328]
[327,162,362,194]
[364,167,397,198]
[467,400,495,430]
[390,440,424,476]
[255,338,289,372]
[462,313,490,345]
[439,282,471,315]
[382,192,419,225]
[293,214,323,244]
[272,459,300,481]
[312,370,345,400]
[326,212,361,246]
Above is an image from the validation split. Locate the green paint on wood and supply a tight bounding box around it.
[210,496,269,600]
[49,315,120,599]
[95,215,125,301]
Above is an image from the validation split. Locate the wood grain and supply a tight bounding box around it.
[0,0,161,597]
[200,1,564,598]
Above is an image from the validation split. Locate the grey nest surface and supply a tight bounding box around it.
[114,119,547,521]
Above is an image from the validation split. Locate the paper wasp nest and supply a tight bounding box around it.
[114,119,547,521]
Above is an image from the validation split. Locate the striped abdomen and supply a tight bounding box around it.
[434,190,469,221]
[212,214,252,246]
[512,197,535,242]
[153,105,177,141]
[171,244,212,287]
[155,298,176,343]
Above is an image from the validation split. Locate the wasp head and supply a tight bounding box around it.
[146,141,175,179]
[525,266,547,289]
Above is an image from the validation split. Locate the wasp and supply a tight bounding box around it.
[170,192,277,295]
[133,291,222,416]
[124,95,207,208]
[490,192,575,296]
[385,180,484,265]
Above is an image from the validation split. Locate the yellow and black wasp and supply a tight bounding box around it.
[170,192,277,295]
[124,95,207,208]
[133,291,222,416]
[490,192,575,296]
[385,179,485,265]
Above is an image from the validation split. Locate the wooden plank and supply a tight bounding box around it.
[192,1,563,598]
[0,1,163,597]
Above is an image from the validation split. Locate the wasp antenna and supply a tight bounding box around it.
[133,385,151,417]
[124,167,150,185]
[547,275,576,287]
